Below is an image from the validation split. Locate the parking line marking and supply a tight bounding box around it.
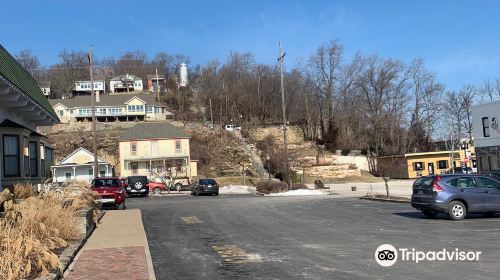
[180,216,203,224]
[212,245,261,264]
[474,228,500,232]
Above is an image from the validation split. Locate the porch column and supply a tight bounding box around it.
[186,157,190,178]
[72,166,76,181]
[149,160,152,176]
[106,165,109,176]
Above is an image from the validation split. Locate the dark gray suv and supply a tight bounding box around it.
[411,174,500,220]
[124,176,149,197]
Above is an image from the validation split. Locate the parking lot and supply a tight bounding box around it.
[127,195,500,280]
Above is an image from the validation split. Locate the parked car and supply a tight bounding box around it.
[411,174,500,220]
[191,178,219,196]
[124,176,149,197]
[148,181,168,194]
[91,177,126,209]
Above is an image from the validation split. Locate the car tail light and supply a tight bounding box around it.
[432,176,444,192]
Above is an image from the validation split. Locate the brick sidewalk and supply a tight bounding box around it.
[64,209,156,280]
[66,246,149,280]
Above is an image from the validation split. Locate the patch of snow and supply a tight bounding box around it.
[268,189,330,196]
[219,185,257,194]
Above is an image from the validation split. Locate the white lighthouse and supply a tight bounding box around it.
[179,63,188,87]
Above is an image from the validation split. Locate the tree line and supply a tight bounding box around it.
[15,41,497,156]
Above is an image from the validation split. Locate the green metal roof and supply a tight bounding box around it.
[0,44,58,119]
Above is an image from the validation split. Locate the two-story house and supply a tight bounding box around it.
[146,74,166,93]
[0,44,59,189]
[472,100,500,173]
[109,74,143,93]
[118,122,197,179]
[49,94,173,123]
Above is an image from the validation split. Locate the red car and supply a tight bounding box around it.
[91,177,126,209]
[148,181,167,195]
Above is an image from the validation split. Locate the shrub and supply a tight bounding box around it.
[256,180,288,194]
[290,183,307,190]
[0,188,83,279]
[13,183,37,199]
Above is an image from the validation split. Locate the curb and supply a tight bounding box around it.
[359,196,410,203]
[35,210,106,280]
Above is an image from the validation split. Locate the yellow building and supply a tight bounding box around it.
[376,147,476,179]
[118,122,197,179]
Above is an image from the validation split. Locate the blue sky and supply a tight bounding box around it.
[1,0,500,90]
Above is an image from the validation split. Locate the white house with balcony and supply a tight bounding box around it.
[51,147,113,183]
[109,74,143,93]
[73,80,106,96]
[472,100,500,174]
[118,122,197,179]
[49,94,173,123]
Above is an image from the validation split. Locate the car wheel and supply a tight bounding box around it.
[175,183,182,192]
[421,210,438,218]
[483,212,496,217]
[214,192,219,196]
[119,201,126,210]
[125,192,130,198]
[195,190,199,196]
[448,201,467,221]
[153,187,161,195]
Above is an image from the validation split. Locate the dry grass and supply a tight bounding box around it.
[13,183,37,199]
[0,182,94,280]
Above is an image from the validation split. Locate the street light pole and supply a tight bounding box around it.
[278,42,291,188]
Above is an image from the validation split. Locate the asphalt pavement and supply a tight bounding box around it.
[127,194,500,280]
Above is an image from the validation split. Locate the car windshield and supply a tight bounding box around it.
[93,179,120,188]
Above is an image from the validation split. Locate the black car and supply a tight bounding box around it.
[124,176,149,197]
[191,178,219,196]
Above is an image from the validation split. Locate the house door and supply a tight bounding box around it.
[428,163,434,175]
[131,162,138,175]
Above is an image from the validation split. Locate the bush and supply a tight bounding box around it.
[256,180,288,194]
[13,183,37,199]
[290,183,307,190]
[0,186,87,279]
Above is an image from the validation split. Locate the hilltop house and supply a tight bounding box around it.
[51,147,113,183]
[146,74,166,93]
[39,81,51,98]
[118,122,197,179]
[0,44,59,189]
[73,80,106,96]
[49,94,173,123]
[109,74,143,93]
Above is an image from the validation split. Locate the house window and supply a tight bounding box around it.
[58,110,64,116]
[29,141,38,177]
[40,143,45,178]
[437,160,448,169]
[483,117,490,137]
[100,170,105,176]
[146,106,153,113]
[66,173,72,181]
[3,135,20,177]
[23,137,29,177]
[88,168,93,176]
[175,140,181,153]
[131,142,137,156]
[413,162,424,171]
[151,140,158,156]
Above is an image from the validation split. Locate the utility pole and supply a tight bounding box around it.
[155,68,160,100]
[278,42,291,188]
[89,47,98,178]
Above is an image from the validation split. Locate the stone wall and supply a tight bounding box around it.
[248,125,304,145]
[301,165,361,178]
